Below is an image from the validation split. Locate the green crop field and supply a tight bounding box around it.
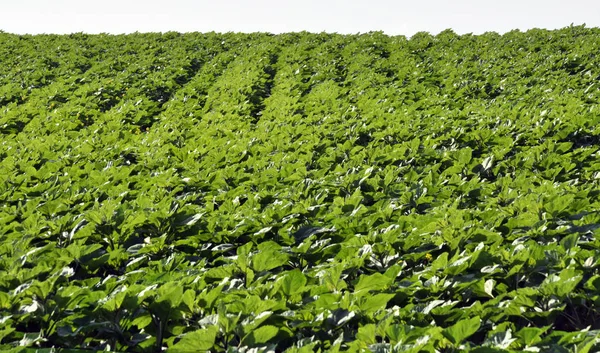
[2,26,600,352]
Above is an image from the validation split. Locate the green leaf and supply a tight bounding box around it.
[0,291,11,310]
[356,324,377,345]
[242,325,279,346]
[576,333,600,353]
[471,278,495,298]
[357,293,395,313]
[458,148,473,165]
[540,267,582,298]
[322,263,347,292]
[442,316,481,345]
[241,311,274,336]
[181,289,195,313]
[236,242,253,272]
[516,326,550,346]
[545,194,575,217]
[251,249,288,272]
[280,269,307,297]
[354,273,391,294]
[585,275,600,291]
[168,326,218,352]
[430,252,449,271]
[0,326,15,343]
[148,282,184,322]
[410,137,420,154]
[198,285,224,309]
[383,264,402,280]
[560,233,579,251]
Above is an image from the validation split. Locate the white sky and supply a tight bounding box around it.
[2,0,599,36]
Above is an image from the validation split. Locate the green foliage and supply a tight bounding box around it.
[2,26,600,352]
[169,326,218,352]
[443,316,481,346]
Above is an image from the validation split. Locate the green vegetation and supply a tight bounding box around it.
[2,26,600,352]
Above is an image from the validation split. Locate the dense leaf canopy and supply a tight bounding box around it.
[1,26,600,352]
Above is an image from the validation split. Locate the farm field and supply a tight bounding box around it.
[1,26,600,352]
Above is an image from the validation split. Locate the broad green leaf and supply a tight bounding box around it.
[242,325,279,346]
[442,316,481,345]
[251,249,288,272]
[148,282,184,322]
[576,333,600,353]
[280,269,307,297]
[356,324,376,344]
[540,267,582,297]
[168,326,218,352]
[198,285,224,309]
[560,233,579,251]
[471,278,495,298]
[458,148,473,165]
[357,293,395,313]
[515,326,550,346]
[354,273,392,294]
